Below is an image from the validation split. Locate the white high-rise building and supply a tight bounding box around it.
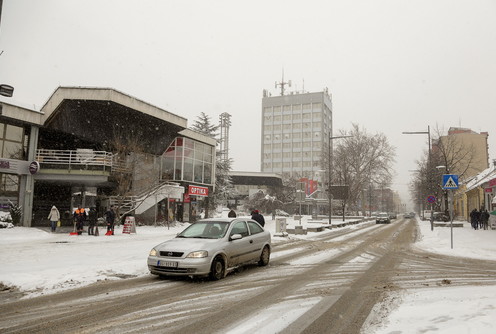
[261,89,333,179]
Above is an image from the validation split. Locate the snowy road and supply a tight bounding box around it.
[1,218,495,333]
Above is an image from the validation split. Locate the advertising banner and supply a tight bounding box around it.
[188,185,209,197]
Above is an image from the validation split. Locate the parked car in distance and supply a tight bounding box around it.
[433,212,450,222]
[376,212,391,224]
[404,212,415,218]
[422,210,433,221]
[147,218,271,280]
[388,212,397,219]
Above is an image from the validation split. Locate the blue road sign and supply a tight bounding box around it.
[442,174,459,189]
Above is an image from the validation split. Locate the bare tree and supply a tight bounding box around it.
[329,124,396,215]
[431,126,478,179]
[109,127,158,219]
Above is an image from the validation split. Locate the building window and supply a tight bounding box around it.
[283,105,291,112]
[161,137,215,185]
[0,122,27,160]
[264,107,272,114]
[292,104,302,112]
[273,106,281,114]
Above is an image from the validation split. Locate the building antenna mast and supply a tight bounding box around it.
[275,68,291,96]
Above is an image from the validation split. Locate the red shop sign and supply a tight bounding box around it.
[188,185,209,197]
[489,178,496,187]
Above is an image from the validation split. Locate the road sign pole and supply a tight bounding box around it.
[449,190,454,249]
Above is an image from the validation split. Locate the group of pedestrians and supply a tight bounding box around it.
[47,205,117,235]
[227,208,266,227]
[470,208,490,230]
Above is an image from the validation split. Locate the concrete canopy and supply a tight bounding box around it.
[40,87,188,155]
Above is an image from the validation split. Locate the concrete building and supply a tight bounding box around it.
[434,127,489,179]
[261,89,333,180]
[227,171,283,210]
[0,87,216,226]
[432,127,490,220]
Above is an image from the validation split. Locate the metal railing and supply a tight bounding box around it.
[35,149,125,172]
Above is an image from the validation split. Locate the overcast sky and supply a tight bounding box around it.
[1,0,495,205]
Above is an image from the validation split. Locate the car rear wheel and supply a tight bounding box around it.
[258,245,270,266]
[209,256,225,280]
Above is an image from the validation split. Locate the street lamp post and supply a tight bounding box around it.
[403,126,432,229]
[328,135,353,225]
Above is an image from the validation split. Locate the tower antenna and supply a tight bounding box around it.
[219,113,232,162]
[275,68,291,96]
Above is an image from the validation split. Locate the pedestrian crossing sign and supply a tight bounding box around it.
[442,174,459,189]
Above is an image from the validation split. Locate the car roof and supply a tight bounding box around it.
[195,218,252,223]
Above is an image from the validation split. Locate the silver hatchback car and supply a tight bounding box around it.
[147,218,271,280]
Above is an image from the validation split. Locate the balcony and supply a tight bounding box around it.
[35,149,125,174]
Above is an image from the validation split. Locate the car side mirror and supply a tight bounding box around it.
[230,234,242,241]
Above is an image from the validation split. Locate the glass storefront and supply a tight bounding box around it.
[160,137,215,185]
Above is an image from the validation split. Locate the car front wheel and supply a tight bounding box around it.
[209,256,225,280]
[258,245,270,266]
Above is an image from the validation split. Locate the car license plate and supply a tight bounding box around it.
[157,260,178,268]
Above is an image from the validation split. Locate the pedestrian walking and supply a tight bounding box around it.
[251,209,266,227]
[481,209,490,230]
[470,208,479,230]
[88,207,97,235]
[47,205,60,232]
[105,205,116,235]
[228,209,237,218]
[73,206,87,235]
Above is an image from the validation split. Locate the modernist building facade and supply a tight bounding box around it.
[261,90,333,180]
[0,87,216,226]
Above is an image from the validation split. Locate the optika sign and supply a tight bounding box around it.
[188,185,208,197]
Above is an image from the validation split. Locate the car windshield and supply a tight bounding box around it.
[177,221,229,239]
[378,213,389,218]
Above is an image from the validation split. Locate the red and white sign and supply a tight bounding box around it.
[489,178,496,187]
[188,185,209,197]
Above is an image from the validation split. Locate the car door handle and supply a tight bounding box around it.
[250,240,253,244]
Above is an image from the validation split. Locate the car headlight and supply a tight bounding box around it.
[149,248,158,256]
[186,250,208,258]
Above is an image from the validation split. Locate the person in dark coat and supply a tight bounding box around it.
[251,209,265,227]
[228,209,237,218]
[470,208,479,230]
[88,207,97,235]
[105,205,116,235]
[481,209,490,230]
